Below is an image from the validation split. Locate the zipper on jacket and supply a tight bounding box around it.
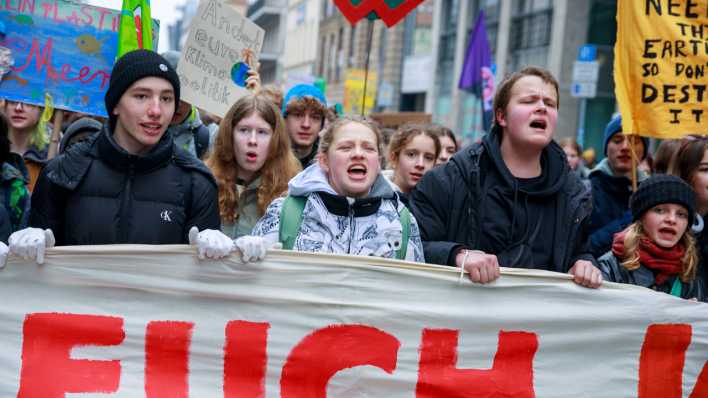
[347,200,355,254]
[117,162,135,243]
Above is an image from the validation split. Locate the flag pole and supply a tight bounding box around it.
[361,19,374,117]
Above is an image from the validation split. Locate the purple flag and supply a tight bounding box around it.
[458,11,495,131]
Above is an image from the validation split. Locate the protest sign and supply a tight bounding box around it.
[177,0,264,118]
[343,68,377,115]
[0,246,706,397]
[614,0,708,138]
[0,0,159,116]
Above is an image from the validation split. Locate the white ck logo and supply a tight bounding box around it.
[160,210,172,222]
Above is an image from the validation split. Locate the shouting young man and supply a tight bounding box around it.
[410,66,602,288]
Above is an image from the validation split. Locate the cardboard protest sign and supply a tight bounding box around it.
[0,0,159,116]
[614,0,708,138]
[177,0,264,118]
[0,246,706,396]
[343,68,377,115]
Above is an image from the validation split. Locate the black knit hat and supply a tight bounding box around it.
[630,175,695,224]
[104,49,180,128]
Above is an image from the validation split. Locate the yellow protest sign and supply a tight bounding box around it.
[343,69,378,115]
[614,0,708,138]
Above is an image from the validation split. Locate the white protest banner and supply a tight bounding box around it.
[0,246,706,397]
[177,0,264,117]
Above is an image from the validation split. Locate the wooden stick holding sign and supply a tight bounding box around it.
[47,110,63,161]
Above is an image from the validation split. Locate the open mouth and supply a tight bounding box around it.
[347,164,368,180]
[658,227,677,237]
[140,122,163,135]
[246,151,258,162]
[529,119,547,130]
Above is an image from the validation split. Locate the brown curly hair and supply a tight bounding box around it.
[206,94,301,223]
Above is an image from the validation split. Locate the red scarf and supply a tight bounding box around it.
[611,230,684,285]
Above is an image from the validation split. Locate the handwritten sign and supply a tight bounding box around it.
[0,0,159,116]
[343,68,377,115]
[0,246,706,396]
[614,0,708,138]
[177,0,264,118]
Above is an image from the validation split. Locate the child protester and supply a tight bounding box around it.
[598,175,704,301]
[233,116,425,263]
[387,124,440,199]
[206,94,301,239]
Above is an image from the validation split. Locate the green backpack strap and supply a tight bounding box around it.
[279,195,307,250]
[397,207,410,260]
[669,277,683,298]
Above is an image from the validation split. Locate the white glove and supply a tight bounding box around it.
[188,227,235,260]
[0,242,8,269]
[8,228,55,264]
[233,235,282,263]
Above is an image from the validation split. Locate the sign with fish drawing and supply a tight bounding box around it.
[0,0,159,116]
[177,0,264,118]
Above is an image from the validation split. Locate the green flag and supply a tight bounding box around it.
[116,0,153,59]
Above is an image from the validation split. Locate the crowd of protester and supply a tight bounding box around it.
[0,49,705,302]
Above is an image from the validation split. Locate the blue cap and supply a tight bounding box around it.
[603,115,648,160]
[282,84,327,116]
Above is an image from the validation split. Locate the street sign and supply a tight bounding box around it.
[571,45,599,99]
[571,82,597,98]
[572,61,600,83]
[578,44,597,62]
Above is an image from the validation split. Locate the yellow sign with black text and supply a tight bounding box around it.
[614,0,708,138]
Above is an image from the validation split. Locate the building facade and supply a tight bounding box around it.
[282,0,322,89]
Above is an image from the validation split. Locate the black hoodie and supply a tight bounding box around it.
[410,125,595,272]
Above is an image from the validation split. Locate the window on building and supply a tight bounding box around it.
[507,0,552,72]
[348,24,357,67]
[436,0,459,96]
[482,0,500,56]
[318,35,326,77]
[328,33,337,81]
[336,28,344,82]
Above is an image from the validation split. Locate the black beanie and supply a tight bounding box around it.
[630,175,695,224]
[104,49,180,128]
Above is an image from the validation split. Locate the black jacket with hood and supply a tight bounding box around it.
[30,127,220,245]
[410,125,595,272]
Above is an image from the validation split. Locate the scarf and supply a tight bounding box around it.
[611,230,684,285]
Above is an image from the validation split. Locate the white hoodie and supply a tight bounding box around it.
[252,164,425,262]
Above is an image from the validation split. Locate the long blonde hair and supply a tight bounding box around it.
[206,94,301,223]
[619,221,698,282]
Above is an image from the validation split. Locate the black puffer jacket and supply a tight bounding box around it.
[597,251,705,301]
[30,127,220,245]
[410,125,595,272]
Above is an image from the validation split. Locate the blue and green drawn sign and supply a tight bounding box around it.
[0,0,158,116]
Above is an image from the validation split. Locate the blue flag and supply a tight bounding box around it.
[458,11,495,131]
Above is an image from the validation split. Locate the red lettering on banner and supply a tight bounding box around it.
[16,313,124,398]
[224,321,270,398]
[280,324,400,397]
[415,329,538,397]
[638,324,708,398]
[145,321,194,397]
[689,364,708,398]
